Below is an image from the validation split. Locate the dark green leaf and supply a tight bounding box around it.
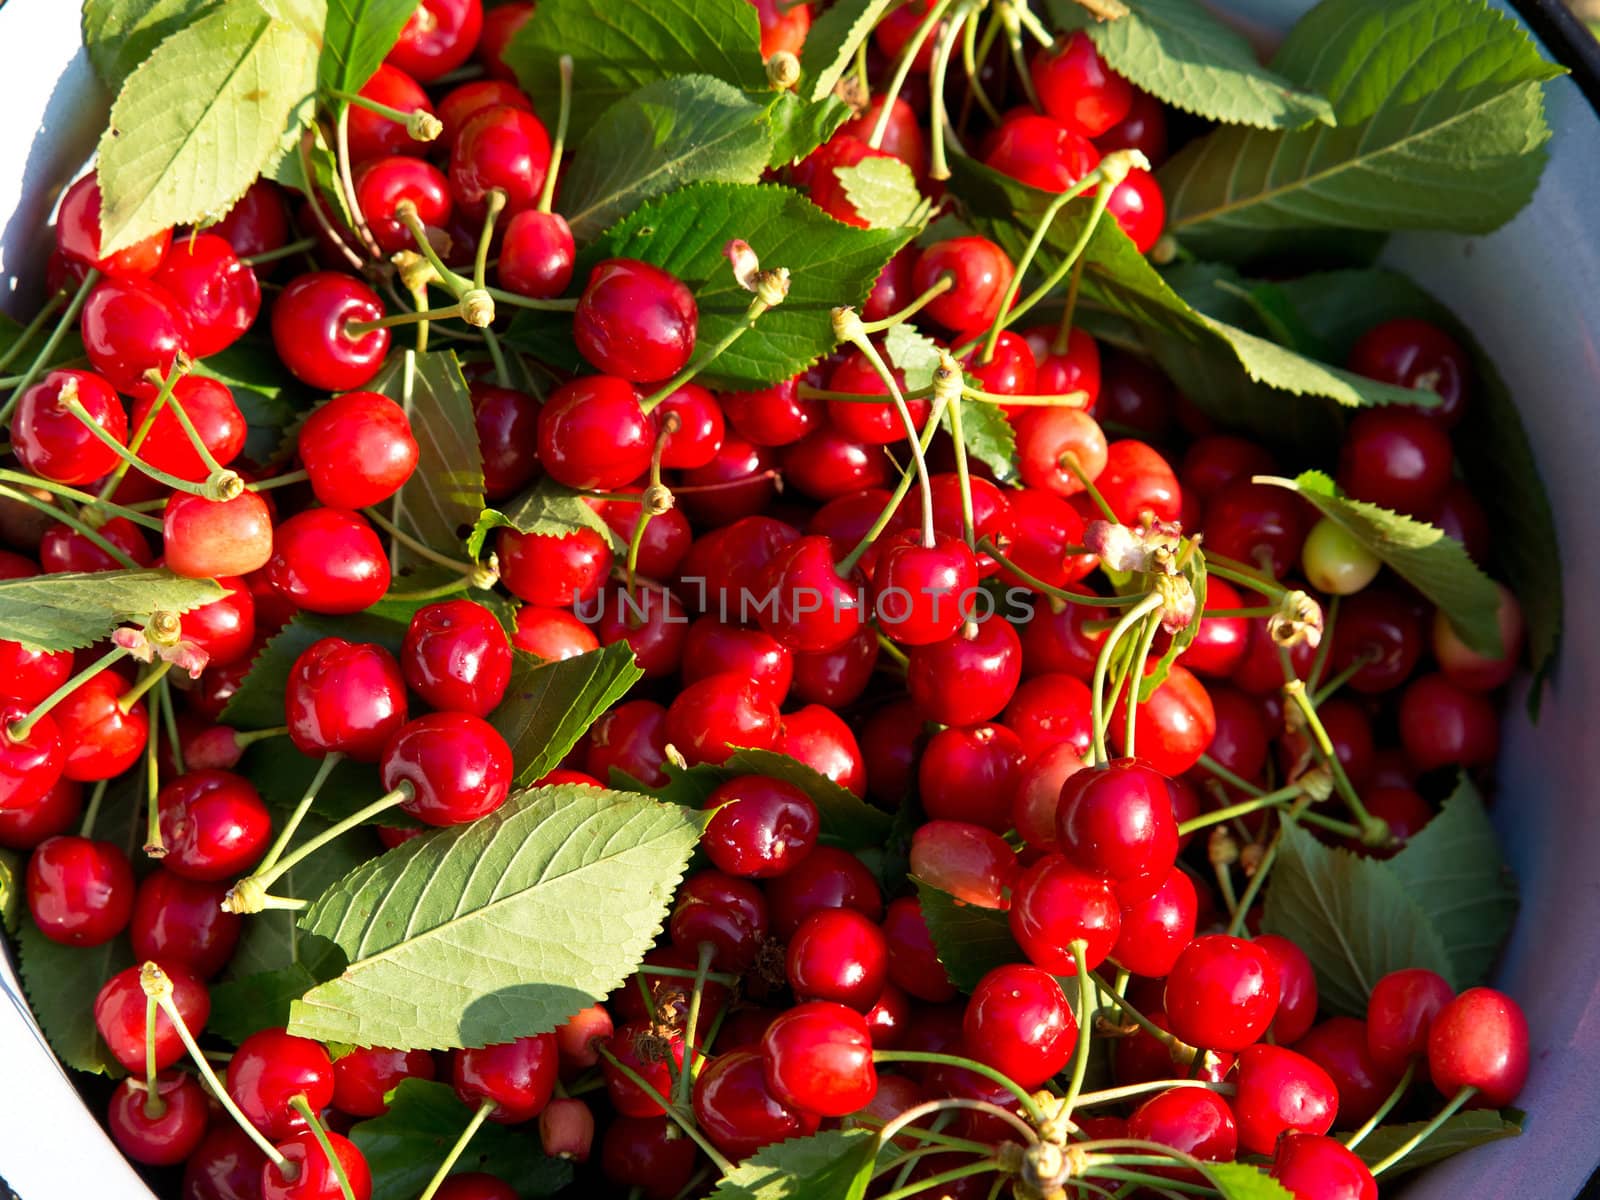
[0,569,225,653]
[491,645,644,786]
[1260,472,1502,656]
[467,476,618,561]
[1350,1108,1522,1177]
[0,312,85,376]
[367,350,485,561]
[913,879,1020,993]
[319,0,420,93]
[237,741,415,836]
[209,964,319,1045]
[504,0,767,141]
[350,1080,574,1200]
[1261,821,1454,1016]
[220,610,408,729]
[946,399,1019,486]
[561,75,772,243]
[765,91,852,169]
[0,848,21,934]
[797,0,897,101]
[836,157,929,230]
[81,0,221,92]
[288,785,702,1049]
[711,1129,881,1200]
[1046,0,1333,130]
[1158,0,1562,261]
[96,1,319,252]
[193,338,312,464]
[1204,1162,1296,1200]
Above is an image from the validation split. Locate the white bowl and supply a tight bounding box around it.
[2,0,1599,1195]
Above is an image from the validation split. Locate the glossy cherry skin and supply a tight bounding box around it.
[1095,438,1183,524]
[787,907,889,1012]
[906,616,1023,727]
[913,236,1015,335]
[499,525,613,608]
[507,607,595,666]
[1164,934,1281,1051]
[964,963,1076,1089]
[1348,318,1468,428]
[55,172,170,277]
[1234,1044,1339,1155]
[79,277,188,397]
[471,382,542,500]
[438,76,533,145]
[401,599,512,716]
[287,638,408,761]
[838,96,926,176]
[299,390,419,509]
[722,376,821,447]
[676,434,781,526]
[882,896,958,1003]
[1203,479,1310,578]
[702,775,818,878]
[1107,166,1167,254]
[182,1122,269,1200]
[657,383,728,470]
[1252,933,1318,1045]
[353,156,452,255]
[382,712,514,825]
[1056,758,1180,903]
[1427,987,1529,1107]
[42,512,146,575]
[765,844,883,939]
[669,868,770,971]
[271,272,390,391]
[790,624,879,708]
[130,375,247,484]
[94,961,210,1073]
[1010,743,1084,852]
[1095,85,1169,164]
[1398,672,1500,771]
[825,348,928,446]
[536,374,654,490]
[210,180,291,265]
[760,1000,877,1117]
[573,258,697,383]
[449,103,552,218]
[1110,663,1216,779]
[1337,407,1454,516]
[1000,487,1095,591]
[156,769,271,881]
[601,1022,684,1118]
[1293,1017,1400,1130]
[0,701,65,812]
[1016,407,1108,498]
[599,1116,697,1200]
[264,508,390,615]
[1005,673,1096,764]
[663,672,781,766]
[261,1129,373,1200]
[1008,853,1121,975]
[130,870,241,978]
[1272,1133,1378,1200]
[807,135,900,228]
[1180,434,1275,502]
[1127,1086,1238,1175]
[983,112,1100,193]
[1031,32,1133,136]
[0,776,81,850]
[1023,325,1102,410]
[452,1033,559,1123]
[873,531,980,645]
[591,582,690,677]
[779,426,891,501]
[163,490,274,579]
[387,0,483,80]
[682,617,793,703]
[150,232,260,357]
[499,208,576,299]
[13,369,128,484]
[54,669,149,782]
[26,834,132,945]
[347,63,434,161]
[1111,864,1198,978]
[694,1048,819,1162]
[224,1028,334,1141]
[584,699,669,787]
[917,726,1026,834]
[1366,966,1455,1076]
[756,535,866,653]
[107,1071,208,1165]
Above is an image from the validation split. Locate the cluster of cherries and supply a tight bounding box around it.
[0,0,1538,1198]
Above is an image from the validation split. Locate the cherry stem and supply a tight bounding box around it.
[328,89,441,142]
[840,320,935,546]
[1084,969,1195,1060]
[594,1045,738,1176]
[1201,605,1280,619]
[1083,1167,1208,1196]
[1089,592,1164,765]
[0,483,140,568]
[997,0,1043,110]
[252,752,344,880]
[1059,940,1096,1118]
[872,1050,1049,1127]
[877,1097,1037,1155]
[141,994,165,1119]
[334,104,382,259]
[946,395,979,548]
[1306,592,1340,694]
[159,682,185,775]
[289,1095,357,1200]
[298,132,367,272]
[413,1097,495,1200]
[631,961,742,987]
[979,181,1090,364]
[1176,783,1306,836]
[1227,816,1291,938]
[1052,254,1089,356]
[383,575,479,603]
[1200,553,1286,600]
[0,289,67,374]
[925,2,971,181]
[474,190,506,291]
[868,0,956,150]
[8,645,126,742]
[837,393,948,576]
[1194,753,1263,797]
[235,725,290,750]
[0,267,99,425]
[1072,1080,1232,1111]
[143,963,288,1169]
[481,325,511,385]
[1281,674,1385,843]
[859,275,955,335]
[1064,453,1119,524]
[1343,1060,1417,1151]
[143,700,165,857]
[97,360,187,506]
[537,55,574,214]
[1010,0,1054,46]
[1212,852,1239,919]
[79,779,108,839]
[963,384,1090,408]
[1122,611,1161,757]
[396,203,473,297]
[347,301,468,336]
[640,294,774,414]
[879,1160,997,1200]
[121,660,173,714]
[975,540,1133,608]
[239,238,319,267]
[876,630,911,672]
[673,941,716,1109]
[1312,646,1378,708]
[1369,1086,1477,1176]
[63,392,240,502]
[249,468,311,492]
[960,5,1002,124]
[479,286,578,312]
[362,507,475,574]
[0,469,162,531]
[797,383,935,405]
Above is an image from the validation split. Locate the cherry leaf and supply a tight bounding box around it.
[1204,1162,1296,1200]
[491,645,645,785]
[913,879,1021,993]
[711,1129,881,1200]
[0,569,225,654]
[1349,1108,1522,1177]
[81,0,221,92]
[319,0,421,93]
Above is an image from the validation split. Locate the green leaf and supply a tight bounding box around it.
[1046,0,1333,130]
[367,350,485,561]
[560,75,772,243]
[221,610,408,729]
[711,1129,881,1200]
[1158,0,1562,261]
[192,338,314,463]
[491,645,645,785]
[882,321,942,391]
[913,879,1020,993]
[288,785,702,1049]
[504,183,915,389]
[1385,776,1518,988]
[1204,1162,1296,1200]
[81,0,221,92]
[1261,821,1455,1017]
[0,848,21,934]
[350,1080,574,1200]
[765,91,852,169]
[0,312,84,376]
[467,477,618,561]
[319,0,420,93]
[722,750,893,847]
[1260,471,1503,656]
[209,964,320,1045]
[0,569,225,653]
[1349,1108,1522,1177]
[946,400,1020,486]
[96,1,319,252]
[797,0,897,101]
[504,0,767,141]
[836,157,929,230]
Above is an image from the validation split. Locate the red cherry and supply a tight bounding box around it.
[585,700,669,788]
[0,640,72,708]
[786,907,888,1012]
[912,237,1015,335]
[1016,408,1108,498]
[499,524,613,607]
[663,672,780,765]
[1347,318,1469,429]
[776,706,864,800]
[1181,577,1252,678]
[0,776,81,850]
[1336,408,1454,516]
[676,434,781,526]
[1433,583,1522,691]
[1056,758,1180,902]
[1234,1043,1338,1155]
[872,0,939,68]
[917,726,1026,834]
[749,0,812,57]
[1111,865,1198,978]
[1398,672,1499,771]
[386,0,483,80]
[1256,933,1318,1045]
[402,599,512,716]
[471,382,543,500]
[910,820,1017,910]
[1031,32,1133,136]
[599,1116,696,1200]
[1293,1017,1401,1129]
[1003,672,1094,762]
[107,1071,208,1166]
[225,1028,333,1140]
[437,78,534,146]
[347,64,435,161]
[652,383,725,469]
[535,374,654,490]
[873,531,979,645]
[755,535,866,653]
[1023,325,1102,410]
[55,669,149,782]
[94,961,210,1073]
[961,331,1039,409]
[1116,1010,1235,1088]
[882,895,957,1003]
[499,209,576,299]
[150,232,261,357]
[1164,934,1280,1051]
[79,278,188,397]
[130,870,241,978]
[1327,585,1425,694]
[1180,434,1275,502]
[825,348,928,446]
[163,490,274,579]
[906,615,1022,727]
[298,390,419,510]
[287,638,408,762]
[790,624,880,708]
[573,259,697,383]
[1110,663,1216,779]
[1094,87,1169,166]
[591,582,689,678]
[721,376,821,447]
[1011,743,1085,852]
[25,834,132,944]
[382,712,514,825]
[354,155,454,254]
[477,1,534,77]
[682,617,793,703]
[807,136,901,229]
[261,1129,372,1200]
[429,1173,516,1200]
[670,869,769,970]
[837,96,926,176]
[963,963,1077,1089]
[779,426,892,500]
[264,508,390,614]
[765,844,883,939]
[183,1124,269,1200]
[1094,438,1182,524]
[1366,967,1455,1076]
[210,180,290,263]
[511,605,599,662]
[55,173,171,278]
[156,769,271,881]
[449,104,551,218]
[13,369,128,484]
[1126,1085,1238,1175]
[601,1021,684,1118]
[1009,853,1120,974]
[1272,1133,1378,1200]
[929,474,1016,577]
[694,1048,820,1161]
[1106,167,1166,254]
[270,272,389,391]
[984,112,1100,193]
[453,1033,559,1122]
[1426,987,1529,1107]
[40,514,153,574]
[130,376,247,484]
[760,1000,877,1117]
[1203,479,1309,578]
[702,775,819,879]
[1000,487,1095,591]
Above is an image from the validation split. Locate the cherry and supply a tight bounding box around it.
[1015,408,1108,498]
[80,277,188,397]
[1164,934,1280,1051]
[764,844,883,939]
[1347,318,1469,428]
[1125,1085,1238,1174]
[54,172,170,278]
[449,103,551,218]
[881,896,956,1003]
[1428,480,1492,562]
[1023,325,1102,410]
[694,1048,820,1162]
[1106,166,1167,254]
[1180,434,1275,502]
[917,726,1026,835]
[1337,408,1454,515]
[929,474,1016,577]
[599,1116,697,1200]
[386,0,482,80]
[786,907,888,1014]
[130,870,241,978]
[0,640,71,709]
[682,617,793,703]
[825,348,928,445]
[1098,350,1175,438]
[1271,1133,1378,1200]
[779,426,892,500]
[1426,987,1529,1107]
[286,638,408,762]
[1233,1043,1339,1155]
[1003,672,1094,762]
[663,672,781,765]
[382,712,514,824]
[653,383,725,469]
[1398,672,1499,771]
[866,984,911,1049]
[906,615,1023,727]
[669,868,769,970]
[585,699,670,787]
[263,508,390,615]
[499,525,613,607]
[55,669,149,782]
[508,607,595,664]
[755,535,866,653]
[790,624,880,708]
[912,237,1015,335]
[749,0,812,56]
[1009,853,1120,974]
[129,376,247,484]
[1111,864,1198,978]
[721,376,821,447]
[346,64,434,161]
[261,1130,372,1200]
[1095,86,1169,165]
[38,515,152,574]
[918,1063,1026,1148]
[1000,487,1095,591]
[432,1175,519,1200]
[0,776,81,850]
[573,258,697,384]
[1056,758,1180,902]
[94,961,210,1073]
[1366,966,1456,1077]
[837,96,926,176]
[270,272,390,391]
[499,209,576,300]
[1204,685,1270,784]
[536,375,654,490]
[359,159,450,257]
[1201,479,1308,578]
[1327,585,1425,695]
[983,112,1099,193]
[107,1071,208,1165]
[13,369,129,484]
[163,490,274,579]
[1110,663,1216,779]
[1010,743,1085,852]
[438,78,534,145]
[808,135,902,229]
[150,232,260,357]
[156,769,271,881]
[963,963,1076,1089]
[1031,32,1133,136]
[962,331,1039,408]
[676,434,782,525]
[1180,577,1252,678]
[872,0,938,68]
[471,382,543,500]
[1094,439,1183,524]
[451,1033,560,1124]
[1256,933,1318,1045]
[183,1123,269,1200]
[556,1005,615,1070]
[760,1000,877,1117]
[1433,583,1523,691]
[602,1021,684,1118]
[862,245,917,325]
[1293,1017,1401,1129]
[299,390,419,510]
[401,599,512,716]
[702,775,819,878]
[1115,1010,1235,1088]
[211,179,291,263]
[873,531,980,645]
[592,583,689,677]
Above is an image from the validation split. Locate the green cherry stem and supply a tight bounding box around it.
[78,779,108,839]
[1052,253,1089,355]
[1063,453,1119,524]
[836,307,935,545]
[1060,940,1096,1117]
[1200,553,1287,600]
[474,189,507,291]
[871,1050,1049,1127]
[537,56,574,215]
[143,700,165,857]
[334,104,382,259]
[868,0,956,150]
[248,469,310,492]
[415,1098,496,1200]
[298,133,367,272]
[836,390,950,576]
[960,384,1090,408]
[859,275,955,334]
[362,507,476,574]
[0,484,138,568]
[594,1045,737,1176]
[674,941,716,1109]
[946,401,978,547]
[976,175,1097,364]
[862,1103,1000,1156]
[960,6,1002,124]
[1084,969,1195,1060]
[1194,753,1266,798]
[924,0,973,180]
[1071,1080,1232,1111]
[1175,784,1307,837]
[250,752,345,880]
[1089,592,1164,765]
[239,238,318,267]
[1369,1086,1478,1176]
[288,1095,357,1200]
[142,993,165,1119]
[0,267,99,425]
[1281,675,1385,843]
[120,660,173,714]
[0,469,162,531]
[1226,816,1291,938]
[159,680,185,775]
[8,645,127,742]
[1312,645,1379,708]
[996,0,1043,111]
[61,388,241,501]
[641,286,786,414]
[1122,611,1161,758]
[0,289,66,373]
[1343,1061,1417,1151]
[1307,592,1340,693]
[974,540,1134,608]
[328,89,442,143]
